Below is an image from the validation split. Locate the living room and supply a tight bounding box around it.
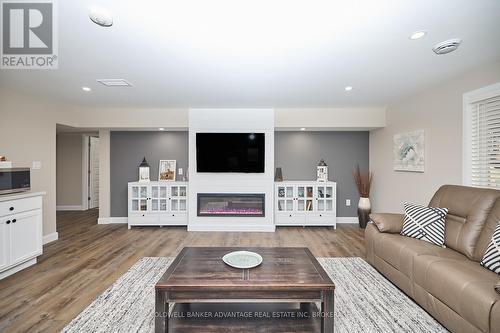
[0,1,499,332]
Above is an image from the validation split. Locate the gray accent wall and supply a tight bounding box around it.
[110,131,188,217]
[274,131,369,217]
[110,131,368,217]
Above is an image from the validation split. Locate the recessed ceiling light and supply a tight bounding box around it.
[89,7,113,27]
[409,30,427,40]
[345,86,353,91]
[159,128,165,131]
[300,127,306,131]
[82,86,91,92]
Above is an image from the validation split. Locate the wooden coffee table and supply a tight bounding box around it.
[155,247,335,332]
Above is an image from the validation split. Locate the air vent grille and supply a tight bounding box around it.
[432,39,462,55]
[96,79,133,87]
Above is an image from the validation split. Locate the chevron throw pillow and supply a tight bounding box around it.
[481,223,500,274]
[401,203,448,246]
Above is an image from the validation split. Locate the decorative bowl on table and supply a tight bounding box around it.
[222,251,263,269]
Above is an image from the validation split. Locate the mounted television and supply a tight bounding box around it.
[196,133,265,173]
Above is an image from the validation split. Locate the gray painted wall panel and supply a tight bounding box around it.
[110,131,188,217]
[274,131,369,217]
[110,131,368,217]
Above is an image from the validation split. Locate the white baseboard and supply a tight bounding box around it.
[98,217,128,224]
[43,232,59,244]
[57,205,84,211]
[337,217,359,224]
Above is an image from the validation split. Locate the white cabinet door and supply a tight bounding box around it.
[0,219,9,271]
[9,210,42,265]
[276,184,295,212]
[297,184,314,212]
[170,185,187,213]
[151,184,168,212]
[316,185,334,212]
[130,184,150,213]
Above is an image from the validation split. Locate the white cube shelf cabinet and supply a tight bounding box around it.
[275,181,337,228]
[128,182,188,229]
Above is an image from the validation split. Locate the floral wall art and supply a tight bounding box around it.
[393,130,425,172]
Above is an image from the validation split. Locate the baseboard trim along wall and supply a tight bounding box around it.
[98,217,128,224]
[43,232,59,245]
[336,217,359,224]
[101,217,357,226]
[56,205,84,211]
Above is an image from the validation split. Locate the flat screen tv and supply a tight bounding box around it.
[196,133,265,173]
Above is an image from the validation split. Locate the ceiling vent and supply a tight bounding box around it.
[432,39,462,55]
[96,79,133,87]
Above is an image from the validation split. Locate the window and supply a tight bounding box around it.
[464,82,500,189]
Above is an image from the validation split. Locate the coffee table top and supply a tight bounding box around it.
[155,247,335,291]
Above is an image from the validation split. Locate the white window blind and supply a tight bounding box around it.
[471,94,500,189]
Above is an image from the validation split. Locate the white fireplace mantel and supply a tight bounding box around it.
[188,109,275,232]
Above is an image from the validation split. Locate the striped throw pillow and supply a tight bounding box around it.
[481,223,500,274]
[401,203,448,247]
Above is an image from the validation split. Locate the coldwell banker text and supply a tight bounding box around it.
[1,0,58,69]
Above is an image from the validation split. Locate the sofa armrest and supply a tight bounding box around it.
[369,213,404,233]
[496,281,500,295]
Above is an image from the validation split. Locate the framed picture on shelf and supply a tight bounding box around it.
[159,160,176,181]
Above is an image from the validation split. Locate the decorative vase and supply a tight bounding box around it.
[275,167,283,182]
[357,197,371,229]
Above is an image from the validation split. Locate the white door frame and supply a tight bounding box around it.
[82,135,90,210]
[82,135,100,210]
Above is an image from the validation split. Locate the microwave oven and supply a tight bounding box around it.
[0,168,31,195]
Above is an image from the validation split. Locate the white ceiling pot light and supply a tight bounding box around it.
[345,86,353,91]
[409,30,427,40]
[82,86,91,92]
[89,6,113,27]
[432,39,462,55]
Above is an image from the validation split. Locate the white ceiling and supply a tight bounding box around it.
[1,0,500,108]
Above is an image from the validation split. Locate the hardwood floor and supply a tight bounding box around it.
[0,209,365,333]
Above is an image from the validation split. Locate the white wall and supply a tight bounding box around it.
[370,58,500,213]
[0,89,60,237]
[56,134,83,208]
[188,109,275,231]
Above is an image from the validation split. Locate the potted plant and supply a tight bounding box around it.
[353,165,372,228]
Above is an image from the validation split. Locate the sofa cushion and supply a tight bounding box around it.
[401,203,447,246]
[413,255,500,333]
[373,232,467,279]
[475,199,500,261]
[480,222,500,274]
[369,213,404,233]
[429,185,500,259]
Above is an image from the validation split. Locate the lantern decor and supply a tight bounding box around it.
[138,157,151,182]
[316,159,328,182]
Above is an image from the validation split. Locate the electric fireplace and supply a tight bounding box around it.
[197,193,265,217]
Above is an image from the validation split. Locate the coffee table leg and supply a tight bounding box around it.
[155,290,168,333]
[321,290,334,333]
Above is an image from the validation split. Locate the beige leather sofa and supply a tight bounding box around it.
[365,185,500,333]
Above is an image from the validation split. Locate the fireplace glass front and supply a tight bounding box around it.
[197,193,265,217]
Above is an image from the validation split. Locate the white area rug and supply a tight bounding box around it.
[62,257,447,333]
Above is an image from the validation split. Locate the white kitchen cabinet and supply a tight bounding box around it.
[0,192,44,280]
[275,181,336,228]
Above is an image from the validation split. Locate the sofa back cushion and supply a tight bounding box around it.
[475,198,500,261]
[429,185,500,259]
